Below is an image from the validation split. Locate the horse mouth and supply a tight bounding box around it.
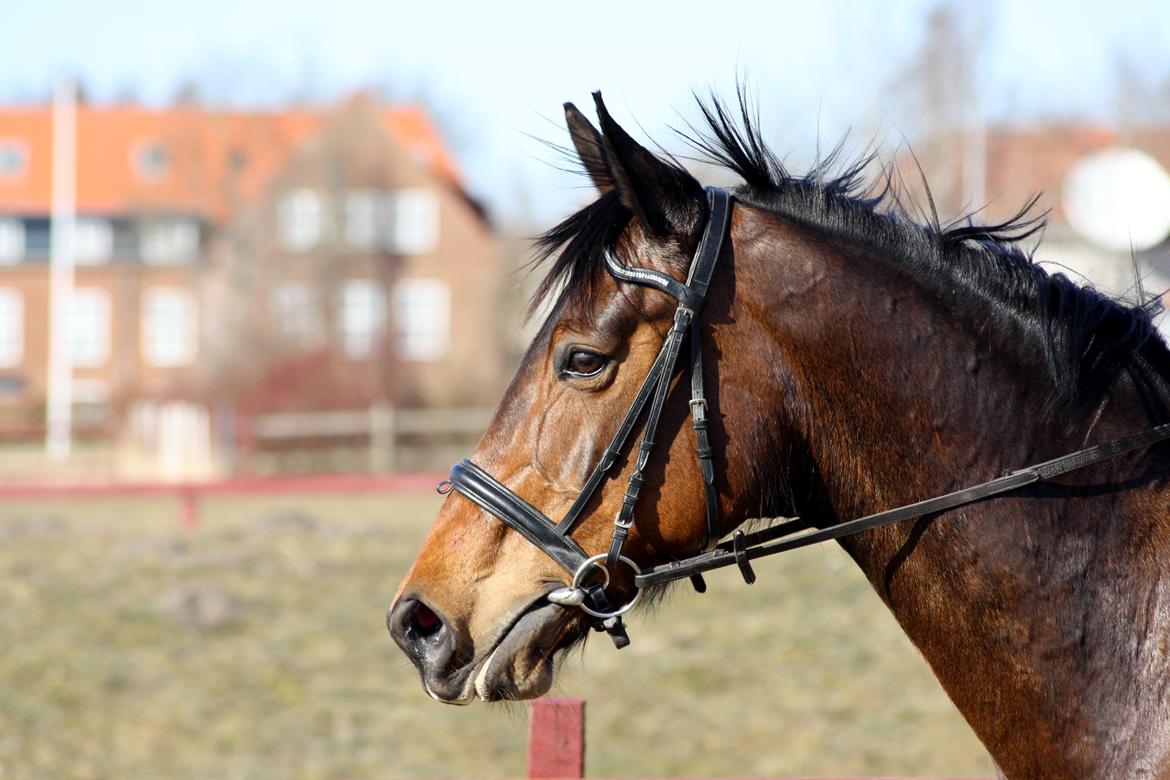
[431,592,585,706]
[471,598,584,702]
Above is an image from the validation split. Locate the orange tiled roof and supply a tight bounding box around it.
[0,102,462,220]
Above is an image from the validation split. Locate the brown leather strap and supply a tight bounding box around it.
[636,421,1170,589]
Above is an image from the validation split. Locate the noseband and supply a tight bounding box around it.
[442,187,733,647]
[442,185,1170,650]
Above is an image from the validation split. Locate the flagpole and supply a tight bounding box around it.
[46,78,77,460]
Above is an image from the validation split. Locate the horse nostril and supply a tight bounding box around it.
[410,602,443,638]
[388,596,452,663]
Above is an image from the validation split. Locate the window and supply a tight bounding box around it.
[133,141,169,180]
[278,189,326,252]
[337,280,386,359]
[0,140,28,179]
[344,190,383,251]
[270,283,321,348]
[68,288,110,367]
[393,278,450,361]
[74,218,113,265]
[23,219,50,257]
[0,375,25,401]
[140,218,199,264]
[0,219,24,264]
[0,289,23,368]
[389,189,439,255]
[142,288,198,366]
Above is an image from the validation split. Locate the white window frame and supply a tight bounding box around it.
[140,218,199,265]
[0,289,23,368]
[337,280,386,359]
[278,189,326,253]
[0,219,24,264]
[0,139,28,179]
[270,283,322,348]
[141,288,198,367]
[393,278,450,362]
[74,218,114,265]
[389,189,439,255]
[68,288,111,368]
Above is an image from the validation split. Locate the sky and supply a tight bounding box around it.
[4,0,1170,223]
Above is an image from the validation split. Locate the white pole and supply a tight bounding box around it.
[47,78,77,460]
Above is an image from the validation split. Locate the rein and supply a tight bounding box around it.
[637,420,1170,589]
[442,186,1170,648]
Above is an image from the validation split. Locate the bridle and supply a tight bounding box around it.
[443,186,731,647]
[441,185,1170,649]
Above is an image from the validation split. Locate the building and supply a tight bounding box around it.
[0,95,506,478]
[895,123,1170,298]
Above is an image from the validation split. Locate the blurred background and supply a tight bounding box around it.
[2,0,1170,777]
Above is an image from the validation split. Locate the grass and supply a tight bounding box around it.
[0,492,994,779]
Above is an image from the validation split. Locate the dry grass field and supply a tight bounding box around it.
[0,490,995,779]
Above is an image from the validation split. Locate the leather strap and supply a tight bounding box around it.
[557,331,682,534]
[690,317,720,547]
[605,307,693,567]
[635,421,1170,589]
[448,459,589,574]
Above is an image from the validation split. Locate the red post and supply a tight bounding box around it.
[179,489,199,530]
[527,698,585,779]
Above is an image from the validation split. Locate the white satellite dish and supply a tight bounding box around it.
[1062,147,1170,252]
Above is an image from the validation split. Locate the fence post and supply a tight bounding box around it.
[527,698,585,779]
[236,411,255,476]
[368,402,395,472]
[178,488,199,530]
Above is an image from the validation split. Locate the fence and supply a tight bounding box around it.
[0,471,446,528]
[240,405,494,473]
[0,404,495,482]
[524,699,992,780]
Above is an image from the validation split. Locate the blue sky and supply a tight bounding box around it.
[4,0,1170,222]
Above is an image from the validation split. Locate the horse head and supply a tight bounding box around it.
[387,94,785,703]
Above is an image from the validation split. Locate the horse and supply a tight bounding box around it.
[388,92,1170,778]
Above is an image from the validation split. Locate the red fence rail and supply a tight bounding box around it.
[0,472,448,527]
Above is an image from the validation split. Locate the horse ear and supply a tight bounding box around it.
[592,91,703,237]
[564,102,614,194]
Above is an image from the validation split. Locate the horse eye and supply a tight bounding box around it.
[564,350,607,377]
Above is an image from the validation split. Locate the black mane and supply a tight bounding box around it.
[533,94,1170,421]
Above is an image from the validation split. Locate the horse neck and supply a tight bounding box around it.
[726,208,1170,776]
[732,210,1072,523]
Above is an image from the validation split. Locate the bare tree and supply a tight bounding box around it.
[888,0,989,219]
